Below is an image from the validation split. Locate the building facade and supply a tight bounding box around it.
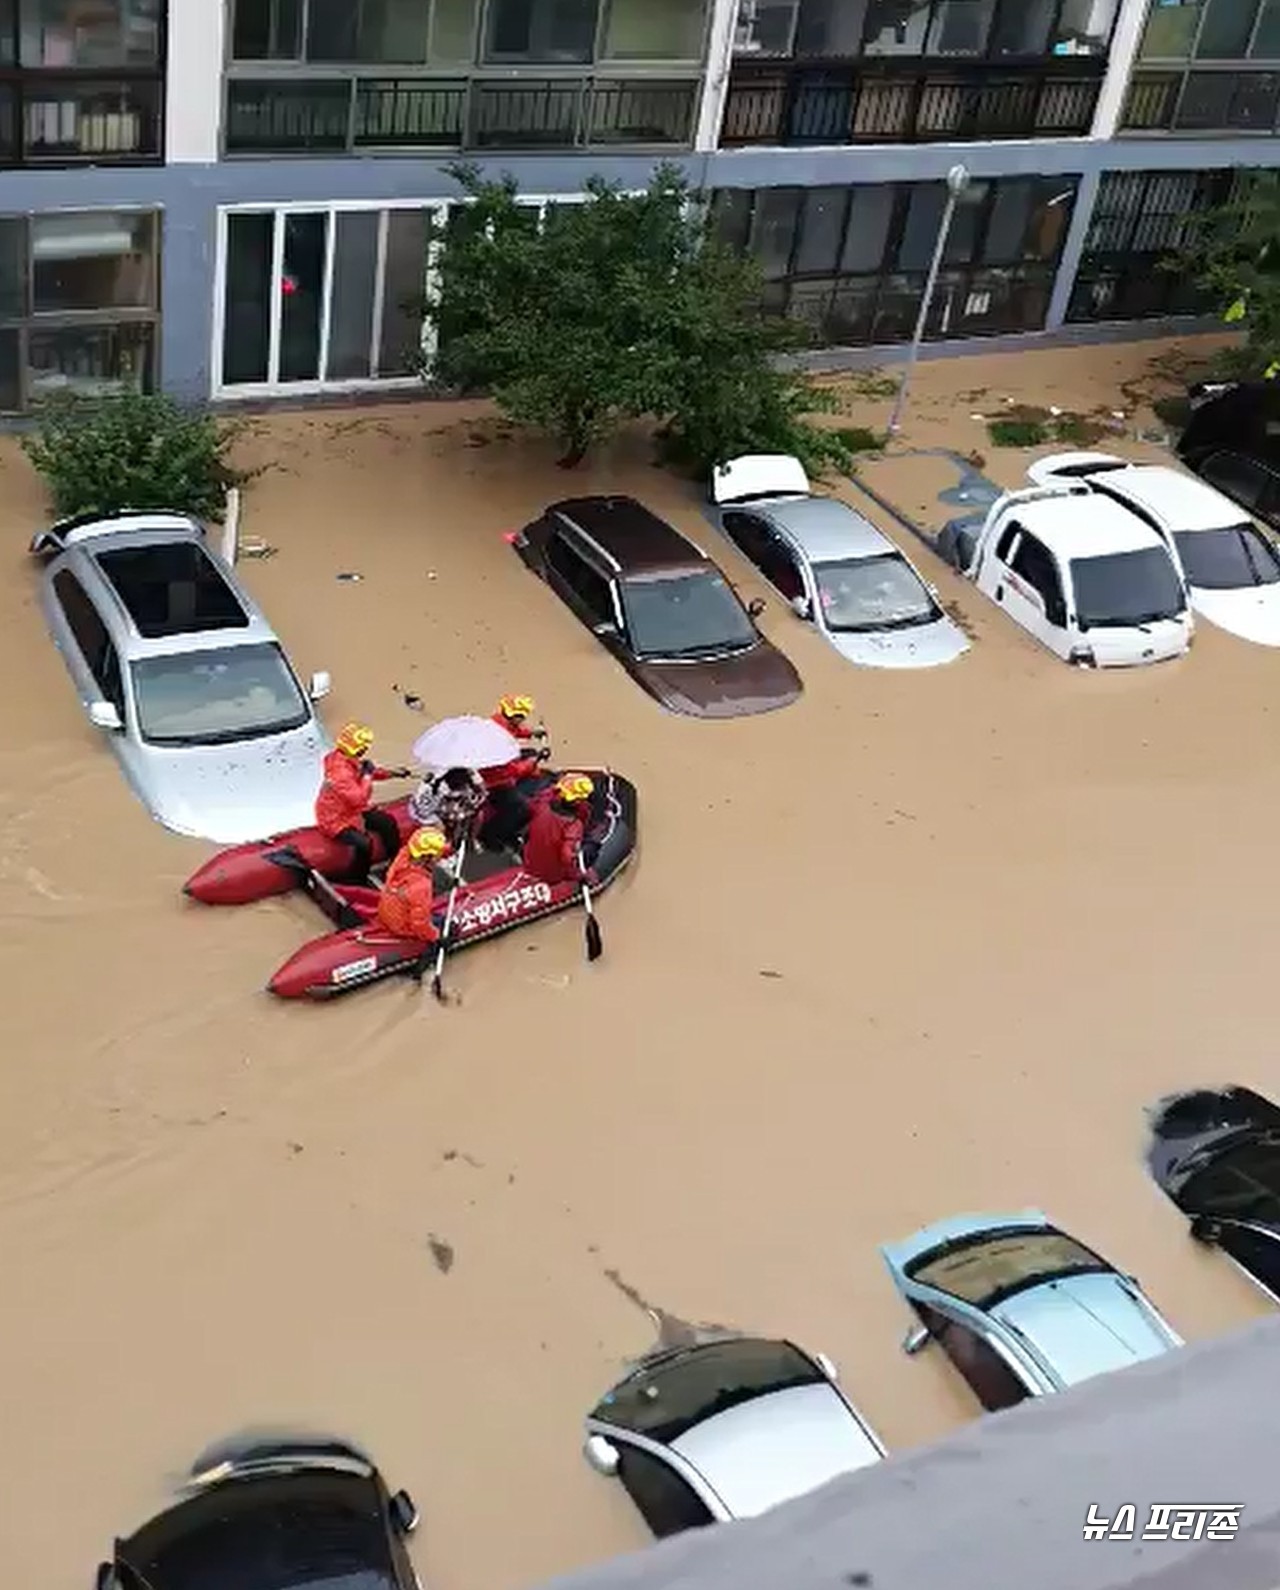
[0,0,1274,413]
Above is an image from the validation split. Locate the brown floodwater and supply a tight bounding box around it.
[1,338,1274,1589]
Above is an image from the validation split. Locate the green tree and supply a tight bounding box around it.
[425,163,851,474]
[1178,171,1280,379]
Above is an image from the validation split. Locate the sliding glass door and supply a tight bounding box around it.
[217,203,440,394]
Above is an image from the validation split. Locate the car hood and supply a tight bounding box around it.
[826,615,969,670]
[137,723,329,844]
[1189,583,1280,646]
[634,642,801,718]
[671,1383,882,1518]
[1146,1086,1280,1196]
[1080,616,1191,668]
[991,1273,1180,1388]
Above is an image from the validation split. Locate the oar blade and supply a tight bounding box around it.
[585,914,603,962]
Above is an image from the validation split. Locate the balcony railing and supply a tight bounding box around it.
[721,59,1103,145]
[1122,69,1280,134]
[225,75,699,153]
[0,73,161,164]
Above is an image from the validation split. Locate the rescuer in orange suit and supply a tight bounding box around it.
[315,721,406,883]
[522,773,596,887]
[377,826,450,958]
[479,693,551,851]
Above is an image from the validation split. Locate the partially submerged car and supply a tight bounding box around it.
[509,496,802,718]
[1027,452,1280,647]
[31,509,333,843]
[1147,1085,1280,1305]
[711,454,969,669]
[97,1438,421,1590]
[1177,380,1280,537]
[881,1209,1182,1412]
[937,482,1192,667]
[583,1334,885,1538]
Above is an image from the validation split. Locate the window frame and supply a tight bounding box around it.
[544,524,620,628]
[51,565,126,712]
[612,1439,719,1537]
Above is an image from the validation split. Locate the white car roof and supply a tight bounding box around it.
[1009,494,1169,562]
[671,1382,883,1518]
[1088,465,1249,534]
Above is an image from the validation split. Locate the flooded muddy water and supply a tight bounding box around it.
[1,338,1274,1588]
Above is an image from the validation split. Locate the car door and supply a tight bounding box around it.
[49,566,128,716]
[611,1440,719,1538]
[907,1301,1035,1412]
[986,521,1070,660]
[720,511,806,603]
[543,525,623,643]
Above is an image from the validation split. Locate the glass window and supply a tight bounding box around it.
[1198,451,1272,509]
[620,570,757,656]
[18,0,161,67]
[794,0,870,54]
[1195,0,1259,57]
[1173,525,1280,588]
[305,0,358,56]
[814,553,936,631]
[28,319,152,402]
[750,188,802,278]
[307,0,435,59]
[862,0,930,53]
[1070,547,1187,627]
[926,0,996,54]
[1174,70,1234,125]
[1255,0,1280,55]
[946,181,988,263]
[0,217,26,318]
[710,188,753,252]
[0,328,18,411]
[223,212,273,386]
[1011,531,1066,619]
[908,1227,1109,1306]
[983,179,1033,262]
[378,209,428,376]
[328,211,380,380]
[1024,180,1074,260]
[793,187,847,273]
[31,211,155,313]
[279,211,326,382]
[484,0,598,62]
[839,186,894,272]
[898,185,948,270]
[1053,0,1118,54]
[52,569,110,674]
[615,1447,716,1539]
[131,642,310,747]
[1216,1225,1280,1297]
[233,0,304,59]
[733,0,801,55]
[1140,0,1202,58]
[431,0,479,57]
[989,0,1053,55]
[547,533,614,621]
[604,0,705,58]
[923,1309,1034,1411]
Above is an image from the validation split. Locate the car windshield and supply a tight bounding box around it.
[620,570,756,658]
[1069,547,1186,628]
[1177,1137,1280,1226]
[591,1338,823,1446]
[814,553,937,632]
[131,642,310,747]
[1173,525,1280,590]
[907,1227,1108,1309]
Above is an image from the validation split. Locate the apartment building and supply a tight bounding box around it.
[0,0,1274,413]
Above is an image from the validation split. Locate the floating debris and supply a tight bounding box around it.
[239,537,277,559]
[427,1235,455,1274]
[336,571,363,582]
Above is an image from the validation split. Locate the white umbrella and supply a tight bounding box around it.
[411,715,520,771]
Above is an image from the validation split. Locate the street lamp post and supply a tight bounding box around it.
[887,163,969,438]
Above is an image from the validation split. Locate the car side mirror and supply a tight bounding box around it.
[747,596,767,619]
[308,670,332,701]
[902,1323,931,1356]
[389,1488,419,1535]
[88,700,122,731]
[583,1435,620,1476]
[790,595,812,620]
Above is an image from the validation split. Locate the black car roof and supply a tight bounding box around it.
[117,1467,400,1590]
[551,496,707,574]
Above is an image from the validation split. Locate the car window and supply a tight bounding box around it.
[908,1227,1108,1308]
[1008,533,1066,625]
[1172,525,1280,590]
[814,554,936,632]
[1178,1138,1280,1226]
[1069,547,1186,629]
[721,510,772,568]
[615,1445,716,1539]
[1213,1224,1280,1299]
[546,532,614,626]
[620,570,756,658]
[130,641,310,747]
[1199,451,1269,512]
[916,1305,1033,1412]
[995,521,1020,562]
[94,542,249,639]
[53,568,111,676]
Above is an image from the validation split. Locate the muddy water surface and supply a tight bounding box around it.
[2,340,1275,1589]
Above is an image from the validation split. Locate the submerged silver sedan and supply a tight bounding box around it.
[712,454,970,669]
[583,1334,885,1538]
[32,510,334,844]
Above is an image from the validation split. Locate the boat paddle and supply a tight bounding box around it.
[430,836,469,1004]
[579,859,602,963]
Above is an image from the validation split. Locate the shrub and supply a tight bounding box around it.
[22,391,251,522]
[988,418,1048,447]
[834,425,887,454]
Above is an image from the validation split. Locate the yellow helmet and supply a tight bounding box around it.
[497,694,536,721]
[556,773,594,805]
[336,721,375,757]
[407,826,449,862]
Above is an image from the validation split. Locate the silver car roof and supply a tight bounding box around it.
[750,496,898,564]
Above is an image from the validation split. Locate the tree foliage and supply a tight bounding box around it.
[424,163,851,474]
[1178,171,1280,379]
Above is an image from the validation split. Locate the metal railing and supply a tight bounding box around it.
[225,74,699,153]
[721,59,1103,145]
[1122,68,1280,133]
[0,72,162,163]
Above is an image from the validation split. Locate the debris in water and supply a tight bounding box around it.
[239,537,277,559]
[602,1267,728,1351]
[288,1142,304,1155]
[336,571,363,582]
[759,969,783,979]
[427,1235,455,1274]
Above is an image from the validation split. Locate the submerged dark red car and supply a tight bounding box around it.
[511,495,802,718]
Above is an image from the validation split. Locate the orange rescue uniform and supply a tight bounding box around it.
[377,847,439,941]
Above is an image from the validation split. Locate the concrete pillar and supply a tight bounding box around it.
[1046,169,1101,331]
[1092,0,1151,139]
[165,0,225,163]
[694,0,739,152]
